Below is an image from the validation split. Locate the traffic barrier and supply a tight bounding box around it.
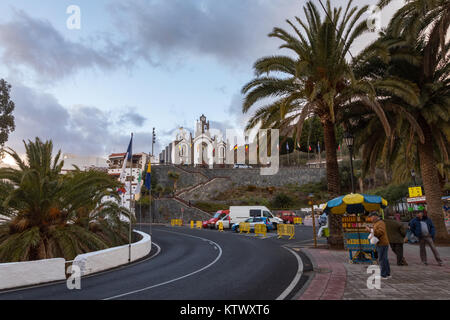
[278,224,295,240]
[171,219,183,226]
[239,222,250,234]
[218,221,224,232]
[293,217,302,225]
[196,221,203,229]
[254,224,267,237]
[190,221,194,229]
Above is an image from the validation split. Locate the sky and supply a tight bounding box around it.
[0,0,404,162]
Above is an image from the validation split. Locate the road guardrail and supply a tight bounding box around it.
[171,219,183,226]
[293,217,303,225]
[278,224,295,240]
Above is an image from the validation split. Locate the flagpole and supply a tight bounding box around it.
[128,133,133,263]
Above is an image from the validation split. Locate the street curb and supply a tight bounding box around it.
[291,248,316,300]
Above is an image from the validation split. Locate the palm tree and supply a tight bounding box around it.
[241,0,416,247]
[352,1,450,241]
[0,138,133,262]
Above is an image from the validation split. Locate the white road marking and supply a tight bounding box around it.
[102,230,223,300]
[276,247,304,300]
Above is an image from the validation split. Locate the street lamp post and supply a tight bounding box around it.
[344,131,355,194]
[308,193,317,248]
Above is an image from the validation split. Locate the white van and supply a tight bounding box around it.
[228,206,283,227]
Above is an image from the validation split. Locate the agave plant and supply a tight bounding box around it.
[0,138,134,262]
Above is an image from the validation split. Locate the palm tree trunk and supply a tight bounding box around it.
[417,118,449,243]
[322,118,343,249]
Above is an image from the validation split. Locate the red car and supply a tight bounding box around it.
[203,210,230,229]
[279,211,297,224]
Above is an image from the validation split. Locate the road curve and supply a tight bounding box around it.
[0,225,304,300]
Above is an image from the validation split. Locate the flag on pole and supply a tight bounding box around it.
[317,142,321,153]
[119,135,133,183]
[135,172,143,201]
[297,142,301,149]
[145,160,152,190]
[309,145,312,151]
[286,142,289,151]
[127,136,133,161]
[119,154,128,183]
[338,144,341,151]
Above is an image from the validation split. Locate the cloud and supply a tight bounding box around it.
[0,9,127,81]
[108,0,300,68]
[118,109,147,127]
[5,84,155,157]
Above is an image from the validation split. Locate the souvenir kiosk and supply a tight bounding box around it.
[323,193,388,264]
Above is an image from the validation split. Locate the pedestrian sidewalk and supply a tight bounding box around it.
[298,244,450,300]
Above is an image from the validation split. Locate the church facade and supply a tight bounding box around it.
[159,114,227,167]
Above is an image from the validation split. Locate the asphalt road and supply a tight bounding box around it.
[0,225,316,300]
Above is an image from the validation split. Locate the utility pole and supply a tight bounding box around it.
[128,133,133,263]
[152,127,156,157]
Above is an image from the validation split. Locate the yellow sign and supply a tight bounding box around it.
[409,187,423,198]
[239,222,250,234]
[254,224,267,237]
[218,221,224,232]
[277,224,295,240]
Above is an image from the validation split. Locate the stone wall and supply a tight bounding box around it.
[147,198,212,223]
[153,165,209,191]
[178,177,232,201]
[154,165,325,189]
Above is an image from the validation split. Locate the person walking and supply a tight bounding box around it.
[409,209,443,266]
[385,217,408,266]
[366,212,391,279]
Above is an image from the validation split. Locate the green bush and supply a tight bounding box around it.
[369,183,410,203]
[271,192,294,209]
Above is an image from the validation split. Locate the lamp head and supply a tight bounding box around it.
[343,131,354,148]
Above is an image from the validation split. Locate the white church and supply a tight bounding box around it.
[159,114,228,167]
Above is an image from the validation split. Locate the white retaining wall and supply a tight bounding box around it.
[0,230,152,290]
[72,230,152,276]
[0,258,66,290]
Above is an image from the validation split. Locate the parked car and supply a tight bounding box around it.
[279,211,297,224]
[231,217,274,232]
[215,214,232,229]
[203,210,229,229]
[229,206,283,229]
[233,164,253,169]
